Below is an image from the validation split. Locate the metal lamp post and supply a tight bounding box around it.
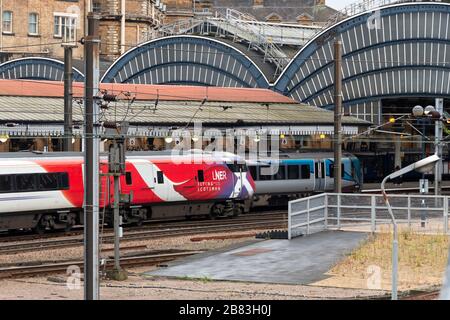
[412,101,445,196]
[381,154,440,300]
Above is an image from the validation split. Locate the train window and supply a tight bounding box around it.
[288,165,300,180]
[273,166,286,180]
[0,175,13,193]
[125,172,132,185]
[16,174,36,191]
[59,173,69,189]
[38,173,58,190]
[329,164,345,178]
[301,165,311,179]
[249,166,258,181]
[198,170,205,182]
[157,171,164,184]
[259,166,272,181]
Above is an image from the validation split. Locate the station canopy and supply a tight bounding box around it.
[0,80,368,138]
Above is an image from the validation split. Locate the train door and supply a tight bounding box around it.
[153,165,169,201]
[314,160,326,191]
[325,159,335,191]
[131,160,156,190]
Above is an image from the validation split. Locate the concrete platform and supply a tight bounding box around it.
[147,231,368,285]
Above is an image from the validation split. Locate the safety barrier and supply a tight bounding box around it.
[288,193,450,239]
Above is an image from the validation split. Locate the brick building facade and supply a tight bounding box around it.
[0,0,334,62]
[0,0,86,61]
[164,0,335,25]
[94,0,166,60]
[0,0,166,62]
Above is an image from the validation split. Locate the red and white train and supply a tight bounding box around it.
[0,151,255,233]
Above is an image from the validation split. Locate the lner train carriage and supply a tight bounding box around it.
[248,152,362,208]
[0,151,255,233]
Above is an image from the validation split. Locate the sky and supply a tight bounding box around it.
[327,0,358,10]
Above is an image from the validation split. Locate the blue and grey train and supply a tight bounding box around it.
[247,152,363,208]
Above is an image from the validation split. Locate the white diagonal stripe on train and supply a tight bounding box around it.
[131,160,187,202]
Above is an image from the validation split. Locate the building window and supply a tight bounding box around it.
[2,11,13,34]
[93,1,102,13]
[265,13,282,23]
[54,15,77,41]
[28,13,39,35]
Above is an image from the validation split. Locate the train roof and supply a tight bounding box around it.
[0,150,245,163]
[0,150,357,162]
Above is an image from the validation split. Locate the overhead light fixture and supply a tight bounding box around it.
[389,117,396,124]
[280,134,286,139]
[320,134,326,139]
[0,135,9,143]
[412,105,424,117]
[254,135,261,143]
[424,105,436,116]
[192,135,200,143]
[165,136,173,144]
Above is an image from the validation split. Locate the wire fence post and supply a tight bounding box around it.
[337,193,341,230]
[407,196,412,229]
[288,202,292,240]
[445,196,449,235]
[371,195,376,233]
[306,199,310,235]
[324,194,328,230]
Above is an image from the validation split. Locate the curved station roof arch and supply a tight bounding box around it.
[101,35,270,88]
[0,57,85,82]
[274,2,450,122]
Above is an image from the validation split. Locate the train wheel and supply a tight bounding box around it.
[34,224,46,235]
[233,205,244,218]
[65,213,77,232]
[135,218,143,227]
[210,204,224,220]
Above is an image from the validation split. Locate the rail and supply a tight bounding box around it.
[288,193,450,239]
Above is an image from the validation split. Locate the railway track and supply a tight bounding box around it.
[0,214,287,255]
[0,250,202,279]
[0,211,286,243]
[401,290,440,300]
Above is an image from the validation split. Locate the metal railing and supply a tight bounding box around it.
[317,0,414,35]
[288,193,450,239]
[155,8,293,75]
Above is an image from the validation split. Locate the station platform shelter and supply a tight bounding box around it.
[0,79,368,154]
